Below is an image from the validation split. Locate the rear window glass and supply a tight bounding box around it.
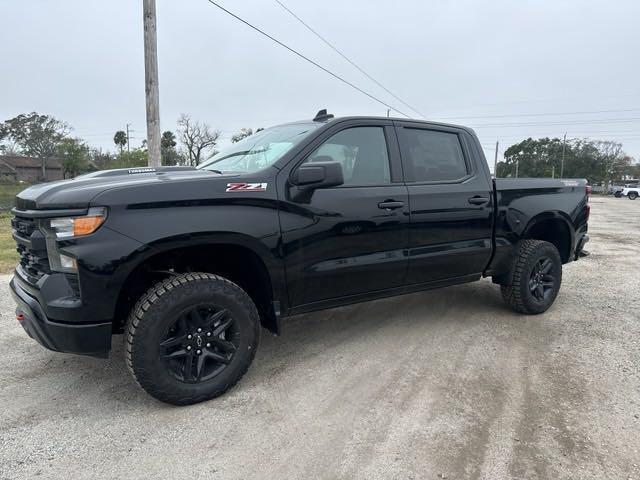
[399,128,468,182]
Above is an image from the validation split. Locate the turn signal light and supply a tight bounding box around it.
[49,207,107,238]
[73,215,106,236]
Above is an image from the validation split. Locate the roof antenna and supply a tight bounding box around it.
[313,109,334,122]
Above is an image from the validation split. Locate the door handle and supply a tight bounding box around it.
[378,200,405,210]
[468,196,490,205]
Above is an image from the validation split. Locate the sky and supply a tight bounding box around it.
[2,0,639,171]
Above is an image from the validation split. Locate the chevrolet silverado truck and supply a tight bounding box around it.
[10,111,590,405]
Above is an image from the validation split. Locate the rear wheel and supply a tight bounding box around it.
[500,240,562,314]
[629,192,638,200]
[125,273,260,405]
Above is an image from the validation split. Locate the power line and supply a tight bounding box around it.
[438,107,640,121]
[471,117,640,128]
[273,0,425,118]
[432,92,640,113]
[205,0,410,117]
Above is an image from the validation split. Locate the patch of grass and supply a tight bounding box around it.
[0,183,27,211]
[0,212,17,274]
[0,184,29,273]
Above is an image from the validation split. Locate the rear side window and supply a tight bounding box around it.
[399,128,469,182]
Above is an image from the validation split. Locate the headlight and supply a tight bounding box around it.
[49,207,107,238]
[44,207,107,273]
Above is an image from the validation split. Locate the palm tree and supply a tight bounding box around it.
[113,131,127,153]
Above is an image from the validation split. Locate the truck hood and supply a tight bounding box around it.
[15,166,238,210]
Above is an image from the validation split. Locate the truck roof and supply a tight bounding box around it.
[278,115,476,136]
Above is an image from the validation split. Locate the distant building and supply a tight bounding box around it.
[0,155,64,183]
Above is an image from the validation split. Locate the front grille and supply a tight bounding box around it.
[11,216,37,237]
[12,216,51,281]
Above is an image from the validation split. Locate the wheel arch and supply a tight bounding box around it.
[522,212,575,263]
[112,233,286,335]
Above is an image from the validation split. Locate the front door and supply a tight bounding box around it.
[279,122,410,307]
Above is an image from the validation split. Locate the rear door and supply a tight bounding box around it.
[394,122,494,285]
[279,120,410,307]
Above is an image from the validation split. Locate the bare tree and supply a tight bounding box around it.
[176,114,220,166]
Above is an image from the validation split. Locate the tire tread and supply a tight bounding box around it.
[500,239,561,315]
[124,272,260,405]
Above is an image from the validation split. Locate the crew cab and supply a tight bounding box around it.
[10,111,590,404]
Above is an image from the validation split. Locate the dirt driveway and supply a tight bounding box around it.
[0,195,638,480]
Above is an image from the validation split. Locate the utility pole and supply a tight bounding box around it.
[386,109,390,118]
[143,0,161,167]
[493,140,499,178]
[515,159,519,178]
[552,165,555,178]
[560,133,567,179]
[126,123,132,153]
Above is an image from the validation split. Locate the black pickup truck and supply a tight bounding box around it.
[10,111,590,404]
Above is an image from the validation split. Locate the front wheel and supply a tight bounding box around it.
[125,273,260,405]
[500,240,562,314]
[628,192,638,200]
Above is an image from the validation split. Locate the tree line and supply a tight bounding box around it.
[1,112,637,185]
[496,137,638,186]
[0,112,261,180]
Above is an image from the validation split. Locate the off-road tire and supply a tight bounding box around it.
[500,240,562,314]
[125,272,260,405]
[628,192,638,200]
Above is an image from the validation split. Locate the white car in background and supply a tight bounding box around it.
[621,186,640,200]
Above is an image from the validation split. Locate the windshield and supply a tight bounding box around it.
[198,123,320,174]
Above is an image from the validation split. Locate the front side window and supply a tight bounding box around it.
[303,126,391,186]
[198,123,320,174]
[399,128,469,182]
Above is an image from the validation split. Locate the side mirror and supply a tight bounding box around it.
[291,162,344,189]
[290,161,344,203]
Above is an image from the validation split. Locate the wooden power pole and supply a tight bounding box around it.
[493,140,499,178]
[560,133,567,179]
[126,123,132,153]
[143,0,161,167]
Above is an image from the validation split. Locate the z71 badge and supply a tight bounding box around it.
[226,182,268,192]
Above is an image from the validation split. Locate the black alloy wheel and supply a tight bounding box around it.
[160,305,238,383]
[528,256,556,303]
[500,239,563,314]
[125,273,260,405]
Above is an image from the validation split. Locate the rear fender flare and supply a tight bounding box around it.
[522,211,575,262]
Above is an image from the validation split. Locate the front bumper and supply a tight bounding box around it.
[10,277,112,357]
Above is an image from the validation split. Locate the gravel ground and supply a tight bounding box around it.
[0,196,638,480]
